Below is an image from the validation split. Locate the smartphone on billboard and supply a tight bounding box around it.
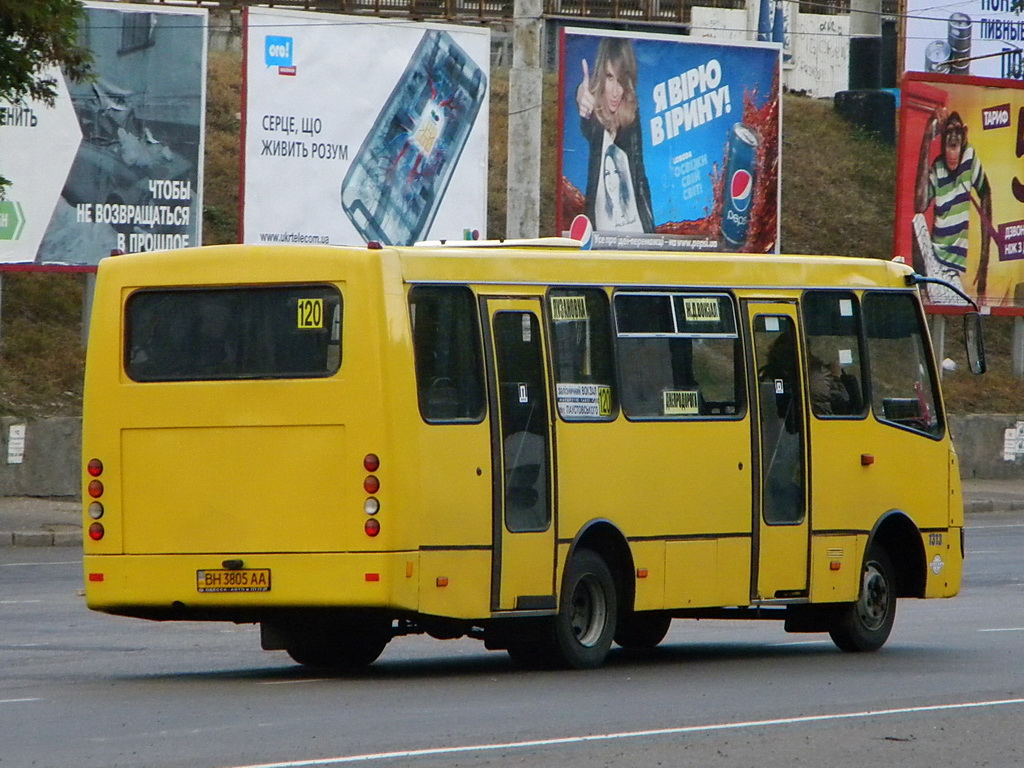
[340,29,487,246]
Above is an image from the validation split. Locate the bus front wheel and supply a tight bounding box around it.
[550,549,618,669]
[829,544,897,652]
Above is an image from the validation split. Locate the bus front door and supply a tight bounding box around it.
[482,298,557,612]
[746,303,810,600]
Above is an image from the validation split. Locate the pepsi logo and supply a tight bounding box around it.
[729,170,754,213]
[569,214,594,250]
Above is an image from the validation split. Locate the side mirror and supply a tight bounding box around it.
[964,312,986,375]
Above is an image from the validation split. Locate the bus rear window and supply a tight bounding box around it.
[125,286,342,381]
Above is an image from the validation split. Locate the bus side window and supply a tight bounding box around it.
[863,292,942,437]
[614,292,742,419]
[801,291,866,418]
[548,288,617,421]
[409,285,486,423]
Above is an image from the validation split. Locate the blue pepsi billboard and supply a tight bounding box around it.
[558,28,781,252]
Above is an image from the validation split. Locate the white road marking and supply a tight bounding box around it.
[0,698,42,705]
[769,640,832,647]
[0,600,42,605]
[978,627,1024,632]
[219,697,1024,768]
[258,679,332,686]
[969,523,1024,530]
[0,561,79,567]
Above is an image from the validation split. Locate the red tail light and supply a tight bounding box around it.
[87,458,103,477]
[364,518,380,537]
[88,523,105,541]
[88,480,104,498]
[363,453,380,472]
[364,475,380,494]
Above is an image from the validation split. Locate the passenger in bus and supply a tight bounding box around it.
[763,330,860,418]
[806,353,860,416]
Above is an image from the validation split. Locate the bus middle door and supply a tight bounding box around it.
[482,298,557,613]
[746,302,810,601]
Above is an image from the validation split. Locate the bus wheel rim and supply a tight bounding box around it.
[570,574,607,647]
[857,562,889,631]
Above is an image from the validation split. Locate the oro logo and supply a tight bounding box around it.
[729,169,753,212]
[264,36,293,68]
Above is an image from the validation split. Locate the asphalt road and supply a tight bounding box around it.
[2,512,1023,768]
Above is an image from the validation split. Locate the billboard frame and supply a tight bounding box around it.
[896,70,1024,317]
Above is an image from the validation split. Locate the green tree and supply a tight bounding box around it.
[0,0,92,194]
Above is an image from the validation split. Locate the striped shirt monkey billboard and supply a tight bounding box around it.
[895,72,1024,310]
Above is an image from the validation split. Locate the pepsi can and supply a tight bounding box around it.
[720,123,761,249]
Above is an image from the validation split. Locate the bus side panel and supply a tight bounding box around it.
[556,419,751,612]
[809,534,864,603]
[417,550,492,619]
[555,420,751,539]
[857,426,953,530]
[807,420,876,534]
[405,424,493,550]
[628,540,666,611]
[664,537,750,609]
[809,417,951,535]
[810,417,961,601]
[924,528,962,598]
[948,451,964,529]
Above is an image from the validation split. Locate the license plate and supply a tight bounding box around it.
[196,568,271,593]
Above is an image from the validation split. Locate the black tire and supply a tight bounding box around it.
[505,641,554,669]
[285,622,390,671]
[829,544,897,652]
[614,613,671,650]
[549,549,618,669]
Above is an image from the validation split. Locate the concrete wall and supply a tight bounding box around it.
[1,414,1020,499]
[1,417,82,498]
[948,414,1024,480]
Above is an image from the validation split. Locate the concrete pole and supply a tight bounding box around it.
[930,314,946,377]
[1013,317,1024,378]
[505,0,543,239]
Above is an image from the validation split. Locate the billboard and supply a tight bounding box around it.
[0,1,207,266]
[242,9,490,247]
[905,0,1024,80]
[558,28,780,252]
[895,72,1024,311]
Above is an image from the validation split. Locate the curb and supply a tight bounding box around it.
[4,531,81,548]
[965,500,1024,514]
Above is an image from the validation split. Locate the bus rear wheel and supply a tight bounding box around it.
[614,612,671,650]
[829,544,896,652]
[285,620,390,671]
[549,549,618,669]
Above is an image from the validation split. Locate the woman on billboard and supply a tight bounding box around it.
[575,37,655,234]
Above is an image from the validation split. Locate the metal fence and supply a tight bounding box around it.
[126,0,892,23]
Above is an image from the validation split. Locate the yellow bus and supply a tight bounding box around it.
[81,241,983,670]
